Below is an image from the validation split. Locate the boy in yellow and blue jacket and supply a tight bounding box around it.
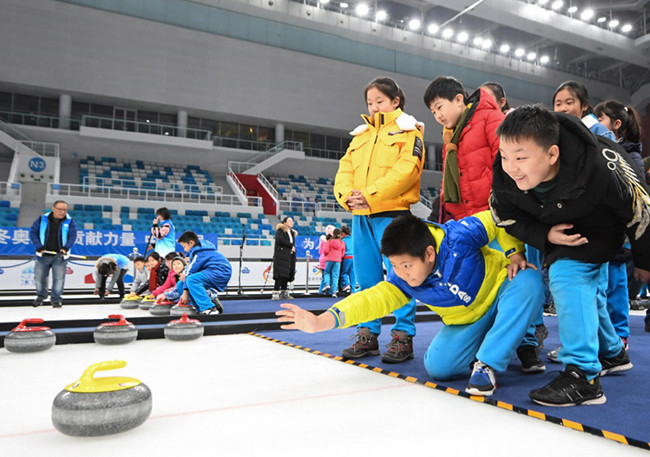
[277,211,544,396]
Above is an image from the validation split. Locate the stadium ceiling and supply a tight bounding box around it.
[302,0,650,91]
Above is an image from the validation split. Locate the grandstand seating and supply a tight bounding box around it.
[69,204,276,246]
[0,200,20,227]
[80,156,221,196]
[268,174,337,205]
[421,186,439,202]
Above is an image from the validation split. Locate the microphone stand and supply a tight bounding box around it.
[238,222,246,295]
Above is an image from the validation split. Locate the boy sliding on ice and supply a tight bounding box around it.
[277,211,544,396]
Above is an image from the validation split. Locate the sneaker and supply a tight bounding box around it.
[210,295,224,314]
[52,302,62,309]
[280,290,294,299]
[466,361,497,396]
[332,293,337,298]
[621,337,629,351]
[321,286,331,295]
[341,327,379,359]
[271,291,281,301]
[32,298,44,307]
[381,330,414,363]
[547,346,561,363]
[342,285,351,293]
[534,324,549,352]
[517,345,546,373]
[529,364,606,407]
[543,302,556,316]
[630,298,649,310]
[197,304,221,315]
[599,347,633,376]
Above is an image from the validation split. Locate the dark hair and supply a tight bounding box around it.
[481,81,511,113]
[553,81,591,116]
[341,225,351,235]
[164,252,177,261]
[97,260,116,277]
[326,234,332,241]
[332,228,341,239]
[593,100,642,143]
[178,231,200,245]
[146,252,161,262]
[365,77,406,110]
[52,200,68,208]
[423,76,467,107]
[496,104,560,151]
[156,207,172,220]
[281,216,292,224]
[380,215,436,260]
[133,256,145,263]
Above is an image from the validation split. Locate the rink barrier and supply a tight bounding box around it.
[250,332,650,452]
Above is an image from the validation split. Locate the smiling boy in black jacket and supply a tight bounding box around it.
[490,104,650,407]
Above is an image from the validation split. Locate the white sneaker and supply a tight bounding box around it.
[271,291,281,301]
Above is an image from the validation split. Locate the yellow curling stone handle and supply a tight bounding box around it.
[65,360,142,393]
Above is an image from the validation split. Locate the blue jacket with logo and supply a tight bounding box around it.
[186,240,232,291]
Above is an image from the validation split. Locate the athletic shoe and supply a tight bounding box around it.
[32,298,43,307]
[342,285,351,293]
[543,302,556,316]
[529,364,606,407]
[534,324,549,352]
[517,345,546,373]
[280,290,294,299]
[466,361,496,396]
[630,298,649,310]
[321,286,331,295]
[341,327,379,359]
[547,346,561,363]
[381,330,414,363]
[599,347,633,376]
[197,304,222,315]
[271,291,281,300]
[52,302,62,309]
[332,293,337,298]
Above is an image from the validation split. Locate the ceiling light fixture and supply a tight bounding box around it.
[355,3,369,17]
[442,28,454,39]
[621,23,633,33]
[375,10,387,21]
[514,48,525,57]
[527,52,537,60]
[540,55,550,64]
[609,19,619,28]
[408,18,421,31]
[567,6,577,14]
[551,0,563,9]
[580,9,594,21]
[457,31,469,43]
[427,23,439,34]
[481,39,492,49]
[500,43,510,53]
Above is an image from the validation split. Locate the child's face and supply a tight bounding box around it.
[146,257,159,270]
[366,87,400,117]
[596,114,621,136]
[499,137,560,191]
[172,260,185,274]
[553,88,586,118]
[388,247,436,288]
[428,94,465,129]
[180,241,193,253]
[135,261,145,271]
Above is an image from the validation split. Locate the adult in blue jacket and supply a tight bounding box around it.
[177,231,232,315]
[28,201,77,308]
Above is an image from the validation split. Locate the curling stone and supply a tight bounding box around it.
[164,313,204,341]
[51,360,152,437]
[93,315,138,345]
[138,295,155,310]
[4,318,56,353]
[170,303,197,316]
[120,295,141,309]
[149,298,174,316]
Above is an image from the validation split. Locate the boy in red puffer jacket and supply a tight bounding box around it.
[423,76,504,223]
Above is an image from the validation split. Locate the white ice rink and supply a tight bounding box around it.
[0,321,647,456]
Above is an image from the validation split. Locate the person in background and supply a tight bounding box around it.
[272,217,298,301]
[127,256,149,296]
[339,225,356,294]
[480,81,513,114]
[150,207,176,257]
[322,228,346,298]
[95,253,130,300]
[145,251,169,296]
[29,200,77,308]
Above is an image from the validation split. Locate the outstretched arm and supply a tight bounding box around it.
[276,303,336,333]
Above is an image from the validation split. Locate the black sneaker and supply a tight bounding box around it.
[517,345,546,373]
[534,324,549,351]
[33,298,44,307]
[341,327,379,359]
[381,330,414,363]
[52,302,62,309]
[630,298,649,310]
[599,348,633,376]
[529,364,606,407]
[543,302,556,316]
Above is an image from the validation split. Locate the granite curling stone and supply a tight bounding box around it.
[4,318,56,353]
[170,303,197,316]
[149,298,174,316]
[138,294,155,310]
[51,360,152,437]
[119,295,141,309]
[164,313,204,341]
[93,315,138,345]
